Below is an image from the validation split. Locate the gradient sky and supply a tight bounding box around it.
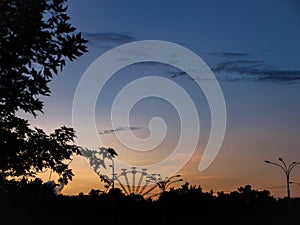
[28,0,300,198]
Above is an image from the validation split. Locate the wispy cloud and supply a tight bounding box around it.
[167,51,300,84]
[209,51,249,58]
[98,126,141,135]
[168,71,190,79]
[82,34,300,84]
[166,51,252,81]
[82,32,136,48]
[211,59,300,83]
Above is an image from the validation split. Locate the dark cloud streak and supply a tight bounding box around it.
[209,52,250,57]
[81,35,300,84]
[99,126,141,135]
[82,32,136,48]
[212,60,300,84]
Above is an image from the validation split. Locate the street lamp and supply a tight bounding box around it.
[265,158,300,199]
[142,174,183,198]
[157,174,183,193]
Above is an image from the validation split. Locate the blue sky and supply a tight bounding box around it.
[31,0,300,197]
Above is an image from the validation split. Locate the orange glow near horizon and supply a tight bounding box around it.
[37,144,300,199]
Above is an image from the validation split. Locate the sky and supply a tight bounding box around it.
[29,0,300,198]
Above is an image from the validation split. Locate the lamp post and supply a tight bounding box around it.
[157,174,183,193]
[265,158,300,199]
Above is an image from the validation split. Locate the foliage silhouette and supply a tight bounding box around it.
[0,0,88,188]
[80,147,117,191]
[1,182,300,225]
[1,2,300,225]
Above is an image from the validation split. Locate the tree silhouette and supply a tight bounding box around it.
[80,147,118,191]
[107,147,118,158]
[0,0,88,187]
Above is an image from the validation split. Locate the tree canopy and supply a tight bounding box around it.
[0,0,88,185]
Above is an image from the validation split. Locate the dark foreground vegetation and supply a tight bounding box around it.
[1,1,299,225]
[1,180,299,225]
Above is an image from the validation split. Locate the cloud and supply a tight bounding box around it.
[211,60,300,83]
[209,51,249,57]
[98,126,141,135]
[168,50,300,84]
[166,57,300,84]
[212,60,267,74]
[82,32,136,48]
[168,71,190,79]
[81,35,300,84]
[165,52,251,81]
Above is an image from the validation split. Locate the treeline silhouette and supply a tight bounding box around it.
[1,2,299,224]
[1,179,299,225]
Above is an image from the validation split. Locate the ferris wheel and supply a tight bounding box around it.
[112,167,163,197]
[81,147,183,198]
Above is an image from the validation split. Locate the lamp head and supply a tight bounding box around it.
[265,160,270,163]
[279,158,283,161]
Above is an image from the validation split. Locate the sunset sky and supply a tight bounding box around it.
[27,0,300,198]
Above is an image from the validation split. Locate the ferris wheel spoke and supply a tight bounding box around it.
[103,167,165,198]
[122,172,132,193]
[142,183,159,196]
[135,172,146,193]
[131,167,137,193]
[116,177,129,195]
[137,182,150,195]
